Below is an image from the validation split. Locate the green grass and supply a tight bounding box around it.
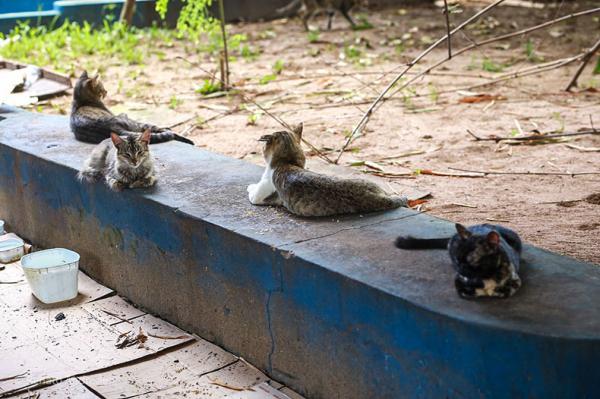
[307,30,320,43]
[0,20,154,73]
[168,95,182,109]
[482,57,504,73]
[195,79,221,95]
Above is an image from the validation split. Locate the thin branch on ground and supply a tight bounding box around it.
[466,128,599,142]
[443,0,452,59]
[459,53,582,91]
[336,0,507,163]
[448,167,600,176]
[175,56,334,164]
[387,7,600,99]
[565,36,600,91]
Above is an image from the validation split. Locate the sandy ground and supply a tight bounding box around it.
[37,1,599,263]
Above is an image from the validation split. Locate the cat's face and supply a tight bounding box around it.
[75,71,107,102]
[259,124,306,168]
[452,224,502,277]
[111,130,151,167]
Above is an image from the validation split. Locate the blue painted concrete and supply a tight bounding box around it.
[0,106,599,399]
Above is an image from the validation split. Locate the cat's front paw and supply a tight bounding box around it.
[131,176,157,188]
[247,183,260,204]
[108,179,126,191]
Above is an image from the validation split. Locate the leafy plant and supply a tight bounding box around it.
[524,39,543,63]
[195,79,221,95]
[273,59,284,74]
[0,20,147,73]
[307,30,320,43]
[168,95,182,109]
[259,74,277,85]
[594,57,600,75]
[482,57,504,73]
[352,15,373,31]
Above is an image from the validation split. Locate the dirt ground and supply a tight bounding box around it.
[38,1,599,263]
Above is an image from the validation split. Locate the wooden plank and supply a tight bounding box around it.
[80,340,237,399]
[12,378,98,399]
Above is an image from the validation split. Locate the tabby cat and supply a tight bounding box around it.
[247,124,407,217]
[396,223,522,299]
[78,129,156,191]
[278,0,360,31]
[70,71,193,145]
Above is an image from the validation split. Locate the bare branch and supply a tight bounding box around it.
[335,0,507,163]
[565,36,600,91]
[443,0,452,59]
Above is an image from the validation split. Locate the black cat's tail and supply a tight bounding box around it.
[395,236,450,250]
[149,131,194,145]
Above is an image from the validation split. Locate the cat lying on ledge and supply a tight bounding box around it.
[78,130,156,191]
[396,223,522,299]
[247,124,407,217]
[70,71,193,145]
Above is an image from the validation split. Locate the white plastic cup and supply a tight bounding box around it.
[21,248,80,304]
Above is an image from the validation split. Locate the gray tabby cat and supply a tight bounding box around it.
[78,130,156,191]
[278,0,359,31]
[247,124,407,217]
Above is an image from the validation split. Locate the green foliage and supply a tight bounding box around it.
[157,0,215,35]
[524,39,543,63]
[168,95,182,109]
[240,44,261,60]
[195,79,221,95]
[307,30,320,43]
[482,57,504,73]
[272,59,284,74]
[594,57,600,75]
[0,20,147,73]
[259,74,277,85]
[352,15,373,31]
[344,45,362,60]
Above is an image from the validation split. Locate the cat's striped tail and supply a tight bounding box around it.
[149,130,194,145]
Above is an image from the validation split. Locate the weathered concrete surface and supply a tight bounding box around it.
[1,106,599,399]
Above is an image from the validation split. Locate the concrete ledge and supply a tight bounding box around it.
[1,107,599,399]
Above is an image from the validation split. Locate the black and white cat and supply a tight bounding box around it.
[396,223,522,299]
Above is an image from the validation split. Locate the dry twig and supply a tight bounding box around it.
[466,128,599,142]
[448,167,600,176]
[565,36,600,91]
[336,0,507,163]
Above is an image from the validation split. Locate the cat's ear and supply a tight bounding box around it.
[92,74,100,84]
[487,231,500,247]
[292,123,303,142]
[455,223,472,240]
[111,133,124,147]
[80,71,88,79]
[140,129,151,145]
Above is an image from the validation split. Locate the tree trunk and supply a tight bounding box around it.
[120,0,136,26]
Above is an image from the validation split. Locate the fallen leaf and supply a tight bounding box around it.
[407,199,428,208]
[459,94,505,104]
